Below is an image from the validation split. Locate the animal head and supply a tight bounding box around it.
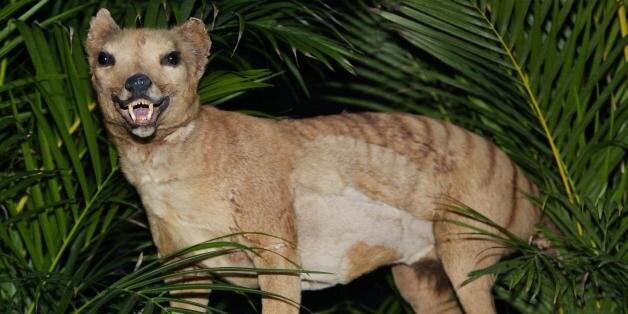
[86,9,211,139]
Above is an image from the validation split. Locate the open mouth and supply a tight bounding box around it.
[112,95,170,127]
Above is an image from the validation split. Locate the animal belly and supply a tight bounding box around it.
[294,185,434,290]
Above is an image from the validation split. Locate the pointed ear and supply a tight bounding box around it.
[174,18,211,79]
[86,9,120,57]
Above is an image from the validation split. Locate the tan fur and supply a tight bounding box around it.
[345,241,400,280]
[392,250,461,313]
[88,9,543,314]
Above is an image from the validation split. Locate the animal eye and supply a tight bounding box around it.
[161,51,180,66]
[97,51,115,67]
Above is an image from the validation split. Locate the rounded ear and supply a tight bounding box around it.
[174,18,211,79]
[86,9,120,57]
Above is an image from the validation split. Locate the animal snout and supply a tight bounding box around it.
[125,73,152,95]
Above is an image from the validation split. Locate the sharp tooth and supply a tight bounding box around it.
[147,103,154,120]
[128,104,136,122]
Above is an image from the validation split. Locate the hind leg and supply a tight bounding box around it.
[434,221,504,314]
[392,250,461,314]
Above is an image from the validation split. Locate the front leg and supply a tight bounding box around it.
[230,180,301,313]
[251,238,301,314]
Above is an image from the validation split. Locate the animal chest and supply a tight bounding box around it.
[120,144,246,264]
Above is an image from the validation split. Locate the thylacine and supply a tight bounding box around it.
[87,9,542,313]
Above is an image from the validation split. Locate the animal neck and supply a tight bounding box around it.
[154,95,202,141]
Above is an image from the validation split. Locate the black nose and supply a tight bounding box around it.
[125,73,152,94]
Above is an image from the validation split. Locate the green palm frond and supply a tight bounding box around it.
[0,1,95,59]
[198,69,275,105]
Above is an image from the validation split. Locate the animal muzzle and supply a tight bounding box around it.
[111,73,170,128]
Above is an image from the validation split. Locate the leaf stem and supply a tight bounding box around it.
[474,3,575,203]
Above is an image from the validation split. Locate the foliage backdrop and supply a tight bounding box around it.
[0,0,626,313]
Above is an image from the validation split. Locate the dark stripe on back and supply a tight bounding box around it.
[341,114,365,139]
[303,117,325,134]
[417,117,436,155]
[483,142,498,185]
[441,121,452,147]
[360,112,386,140]
[432,120,451,155]
[328,114,352,135]
[391,114,416,142]
[293,119,317,141]
[464,130,475,154]
[345,114,376,159]
[349,113,379,143]
[420,117,433,142]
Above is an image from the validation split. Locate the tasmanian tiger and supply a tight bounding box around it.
[87,9,543,313]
